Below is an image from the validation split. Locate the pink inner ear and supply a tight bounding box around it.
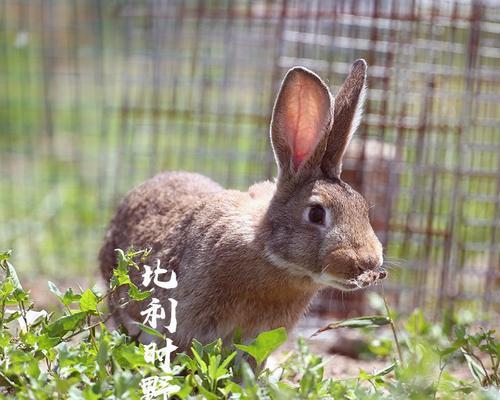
[283,83,324,171]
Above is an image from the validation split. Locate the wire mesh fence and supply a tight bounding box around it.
[0,0,498,318]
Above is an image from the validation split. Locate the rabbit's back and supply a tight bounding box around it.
[99,172,223,282]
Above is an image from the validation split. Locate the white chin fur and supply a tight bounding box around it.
[264,247,314,279]
[264,248,358,292]
[312,273,360,291]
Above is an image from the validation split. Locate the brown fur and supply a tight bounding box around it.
[99,60,385,351]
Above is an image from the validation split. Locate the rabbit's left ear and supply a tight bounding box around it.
[270,67,333,181]
[322,59,367,179]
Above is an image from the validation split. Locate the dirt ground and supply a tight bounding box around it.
[271,317,476,382]
[270,317,391,379]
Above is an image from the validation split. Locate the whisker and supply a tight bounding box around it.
[384,256,408,264]
[383,262,402,270]
[382,257,408,269]
[381,264,396,271]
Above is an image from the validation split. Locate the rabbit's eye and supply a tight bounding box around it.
[308,205,325,225]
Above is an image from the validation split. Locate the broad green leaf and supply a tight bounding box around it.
[240,359,258,396]
[0,278,15,298]
[368,338,393,357]
[192,347,208,374]
[194,377,218,400]
[36,333,60,351]
[0,330,12,347]
[128,284,152,301]
[208,354,221,384]
[113,342,150,369]
[48,281,63,298]
[17,309,48,332]
[461,348,487,386]
[220,381,244,397]
[191,339,204,359]
[62,288,81,307]
[439,338,466,357]
[219,351,237,371]
[175,381,195,399]
[96,336,109,380]
[234,327,287,365]
[405,309,429,336]
[112,267,131,287]
[81,387,100,400]
[4,260,23,291]
[112,370,142,398]
[45,311,87,338]
[80,289,98,312]
[135,322,166,340]
[0,249,12,261]
[4,309,21,323]
[299,370,315,396]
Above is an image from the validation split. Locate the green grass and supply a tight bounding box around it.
[0,248,499,399]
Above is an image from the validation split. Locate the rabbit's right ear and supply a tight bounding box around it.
[270,67,333,181]
[321,60,367,179]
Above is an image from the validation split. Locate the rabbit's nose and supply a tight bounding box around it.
[357,254,383,272]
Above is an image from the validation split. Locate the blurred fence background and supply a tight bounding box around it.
[0,0,498,319]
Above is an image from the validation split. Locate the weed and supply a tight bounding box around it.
[0,249,498,399]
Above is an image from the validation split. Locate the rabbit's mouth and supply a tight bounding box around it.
[347,268,387,289]
[318,268,387,291]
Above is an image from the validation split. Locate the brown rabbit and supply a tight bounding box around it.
[99,59,386,351]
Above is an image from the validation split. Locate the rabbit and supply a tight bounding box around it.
[99,59,386,352]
